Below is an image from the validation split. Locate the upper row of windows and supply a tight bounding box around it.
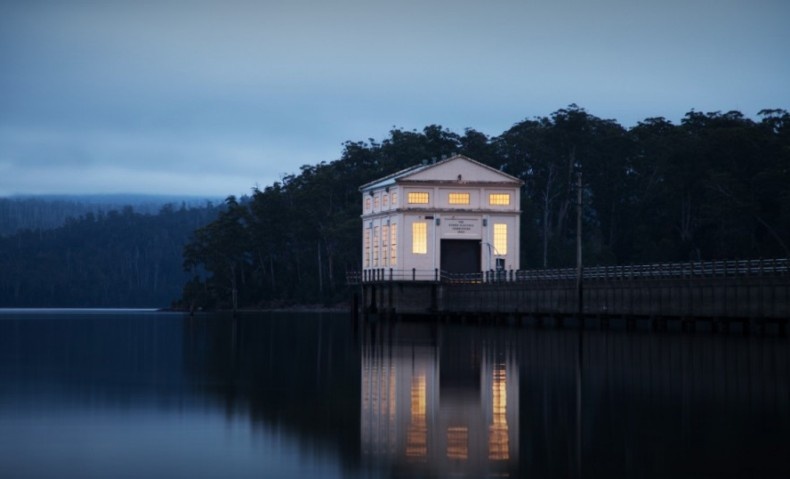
[365,191,512,211]
[364,191,399,211]
[407,191,511,206]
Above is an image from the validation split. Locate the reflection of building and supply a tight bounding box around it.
[360,326,519,476]
[359,155,523,279]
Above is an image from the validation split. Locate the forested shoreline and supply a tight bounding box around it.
[1,106,788,309]
[0,203,220,307]
[181,106,790,310]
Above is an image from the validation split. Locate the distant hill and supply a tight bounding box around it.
[0,199,222,307]
[0,194,222,236]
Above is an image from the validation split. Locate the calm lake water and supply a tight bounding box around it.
[0,309,788,478]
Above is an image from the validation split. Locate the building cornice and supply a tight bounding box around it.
[361,207,521,220]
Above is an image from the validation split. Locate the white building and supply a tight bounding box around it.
[360,155,523,280]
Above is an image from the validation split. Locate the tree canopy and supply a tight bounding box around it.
[180,106,790,310]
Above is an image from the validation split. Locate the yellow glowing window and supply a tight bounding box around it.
[365,197,371,211]
[391,191,398,206]
[382,194,388,207]
[448,193,470,205]
[390,223,398,265]
[493,224,507,255]
[489,193,511,206]
[374,195,380,210]
[408,192,429,204]
[412,222,427,254]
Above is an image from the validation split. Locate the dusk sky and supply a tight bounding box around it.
[1,0,788,197]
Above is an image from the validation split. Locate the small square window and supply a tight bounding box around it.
[489,194,510,206]
[448,193,470,205]
[408,192,429,204]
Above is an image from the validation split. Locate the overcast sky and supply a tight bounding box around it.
[1,0,788,197]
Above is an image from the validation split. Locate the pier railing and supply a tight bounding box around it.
[347,258,789,285]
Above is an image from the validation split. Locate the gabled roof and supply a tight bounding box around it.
[359,154,523,192]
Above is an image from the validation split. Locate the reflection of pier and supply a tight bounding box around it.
[360,324,519,476]
[360,321,790,477]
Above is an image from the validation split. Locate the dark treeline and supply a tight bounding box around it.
[181,106,790,310]
[0,203,220,307]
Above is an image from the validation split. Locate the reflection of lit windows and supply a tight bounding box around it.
[489,193,510,206]
[448,192,470,205]
[412,222,427,254]
[391,191,398,206]
[489,364,509,461]
[447,427,469,460]
[363,229,370,268]
[381,225,389,267]
[406,374,427,459]
[390,224,398,265]
[493,224,507,255]
[408,192,429,204]
[373,226,379,267]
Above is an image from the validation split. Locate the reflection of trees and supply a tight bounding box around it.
[517,330,790,478]
[182,312,362,471]
[361,322,790,478]
[182,311,790,478]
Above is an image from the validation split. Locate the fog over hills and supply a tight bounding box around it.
[0,194,222,236]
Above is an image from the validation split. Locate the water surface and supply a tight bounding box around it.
[0,310,788,478]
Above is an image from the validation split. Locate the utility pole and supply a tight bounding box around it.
[576,171,583,317]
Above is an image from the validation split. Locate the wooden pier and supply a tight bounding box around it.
[352,259,790,331]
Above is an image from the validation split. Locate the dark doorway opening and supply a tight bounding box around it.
[441,240,481,275]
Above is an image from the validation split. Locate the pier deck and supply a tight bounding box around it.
[353,259,790,329]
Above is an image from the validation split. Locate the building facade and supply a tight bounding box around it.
[360,155,523,280]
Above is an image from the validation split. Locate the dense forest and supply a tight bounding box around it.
[0,203,220,307]
[1,106,788,309]
[180,106,790,310]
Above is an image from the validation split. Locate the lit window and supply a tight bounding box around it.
[391,191,398,206]
[408,192,429,204]
[365,197,371,211]
[382,194,389,208]
[382,225,389,267]
[363,229,370,268]
[448,192,470,205]
[412,222,427,254]
[493,224,507,255]
[489,193,510,206]
[374,195,380,210]
[390,223,398,265]
[373,226,379,267]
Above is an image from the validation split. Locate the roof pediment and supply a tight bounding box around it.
[360,155,522,192]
